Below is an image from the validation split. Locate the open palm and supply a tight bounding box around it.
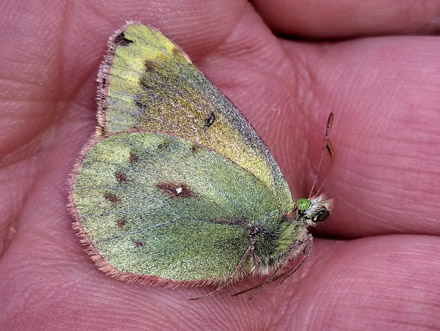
[1,1,439,330]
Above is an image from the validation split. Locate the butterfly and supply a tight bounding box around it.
[69,22,333,298]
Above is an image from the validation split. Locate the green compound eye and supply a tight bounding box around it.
[296,198,311,212]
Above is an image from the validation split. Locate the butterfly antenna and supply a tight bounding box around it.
[308,113,335,198]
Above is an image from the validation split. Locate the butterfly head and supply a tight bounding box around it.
[295,195,332,227]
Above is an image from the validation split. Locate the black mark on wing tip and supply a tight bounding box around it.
[157,182,194,198]
[104,192,121,204]
[117,219,127,228]
[129,151,138,163]
[204,112,215,129]
[114,32,133,46]
[115,171,128,183]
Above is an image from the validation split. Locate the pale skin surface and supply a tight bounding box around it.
[1,0,440,330]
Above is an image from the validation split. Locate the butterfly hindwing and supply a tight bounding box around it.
[72,131,291,282]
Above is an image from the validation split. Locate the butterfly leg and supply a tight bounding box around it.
[280,234,313,284]
[232,232,313,299]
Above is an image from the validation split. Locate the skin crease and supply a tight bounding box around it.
[1,0,440,330]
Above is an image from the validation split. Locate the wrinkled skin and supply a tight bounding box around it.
[1,1,440,330]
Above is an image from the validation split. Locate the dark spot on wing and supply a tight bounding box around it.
[171,46,191,63]
[117,219,127,228]
[144,59,154,71]
[134,99,147,109]
[104,192,121,204]
[134,98,148,112]
[157,140,170,150]
[115,171,128,182]
[204,112,215,128]
[139,76,151,90]
[129,151,138,163]
[157,182,194,198]
[172,47,181,57]
[114,32,133,46]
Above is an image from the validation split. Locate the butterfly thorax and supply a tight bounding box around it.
[249,194,332,275]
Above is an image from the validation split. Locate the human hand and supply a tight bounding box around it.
[1,1,439,330]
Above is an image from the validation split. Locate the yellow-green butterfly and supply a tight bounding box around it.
[69,21,333,297]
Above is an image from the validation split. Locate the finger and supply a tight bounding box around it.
[252,0,440,39]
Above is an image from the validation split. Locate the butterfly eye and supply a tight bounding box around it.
[296,198,311,212]
[312,208,329,223]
